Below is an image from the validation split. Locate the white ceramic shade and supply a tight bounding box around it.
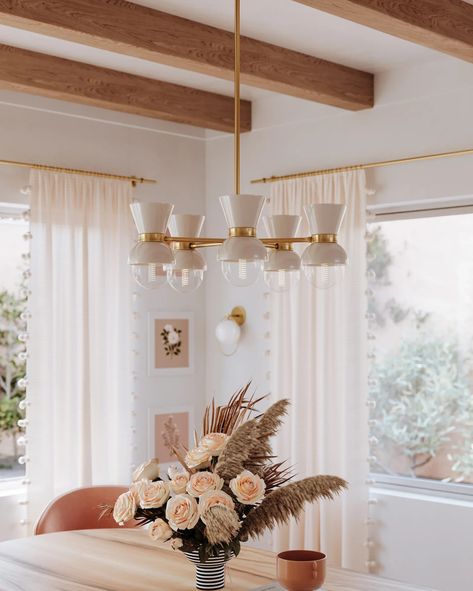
[304,203,346,235]
[301,242,348,267]
[130,202,173,234]
[128,241,174,266]
[169,214,205,237]
[264,249,301,272]
[220,194,265,228]
[217,236,267,262]
[171,249,206,271]
[263,214,301,238]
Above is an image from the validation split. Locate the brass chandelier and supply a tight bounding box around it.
[128,0,347,293]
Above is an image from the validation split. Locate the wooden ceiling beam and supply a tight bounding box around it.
[0,0,374,111]
[0,44,251,133]
[296,0,473,63]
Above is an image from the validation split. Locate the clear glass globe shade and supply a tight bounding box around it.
[304,265,345,289]
[221,259,263,287]
[264,269,300,293]
[132,264,167,290]
[167,268,204,293]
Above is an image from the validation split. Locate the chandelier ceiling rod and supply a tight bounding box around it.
[234,0,241,195]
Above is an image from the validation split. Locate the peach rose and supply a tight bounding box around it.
[186,471,223,497]
[149,518,173,542]
[170,472,190,495]
[198,490,234,518]
[185,446,212,469]
[230,470,266,505]
[199,433,229,457]
[132,458,160,482]
[166,494,199,531]
[113,491,136,525]
[138,481,170,509]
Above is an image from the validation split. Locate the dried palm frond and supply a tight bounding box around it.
[98,503,113,520]
[215,419,261,481]
[239,475,348,539]
[162,415,181,457]
[260,461,294,492]
[202,383,265,437]
[203,506,241,545]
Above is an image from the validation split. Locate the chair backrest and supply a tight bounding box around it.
[34,485,136,535]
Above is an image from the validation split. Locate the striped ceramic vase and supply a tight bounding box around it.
[184,550,232,590]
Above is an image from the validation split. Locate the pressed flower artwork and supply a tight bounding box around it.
[149,312,193,374]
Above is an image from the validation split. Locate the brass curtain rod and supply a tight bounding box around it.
[250,147,473,185]
[0,158,157,186]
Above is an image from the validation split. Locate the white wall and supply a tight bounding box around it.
[204,58,473,590]
[0,91,207,538]
[371,489,473,591]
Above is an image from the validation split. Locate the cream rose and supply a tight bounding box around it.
[185,446,212,469]
[199,433,229,457]
[130,478,149,502]
[166,494,199,531]
[186,471,223,497]
[198,490,235,518]
[171,538,183,550]
[170,472,190,495]
[138,481,170,509]
[230,470,266,505]
[149,518,173,542]
[113,491,136,525]
[132,458,160,482]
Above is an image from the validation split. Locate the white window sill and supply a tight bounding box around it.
[370,474,473,505]
[0,477,24,497]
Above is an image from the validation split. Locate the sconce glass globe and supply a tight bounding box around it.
[215,318,241,356]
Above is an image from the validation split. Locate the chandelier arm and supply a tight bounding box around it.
[190,242,225,249]
[164,236,314,248]
[165,236,224,244]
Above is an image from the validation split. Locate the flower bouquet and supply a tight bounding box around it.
[110,384,347,590]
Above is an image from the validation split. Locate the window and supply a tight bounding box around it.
[367,212,473,492]
[0,209,29,481]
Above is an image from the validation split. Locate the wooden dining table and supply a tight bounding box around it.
[0,528,436,591]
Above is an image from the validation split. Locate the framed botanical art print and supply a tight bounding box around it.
[148,407,193,466]
[148,311,194,375]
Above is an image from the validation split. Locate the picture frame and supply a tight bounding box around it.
[148,406,194,467]
[148,310,194,376]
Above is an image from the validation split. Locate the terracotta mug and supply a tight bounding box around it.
[277,550,326,591]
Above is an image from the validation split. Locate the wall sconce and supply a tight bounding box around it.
[215,306,246,356]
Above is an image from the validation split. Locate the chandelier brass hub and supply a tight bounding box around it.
[229,227,256,238]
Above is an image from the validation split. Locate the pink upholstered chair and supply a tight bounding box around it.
[34,485,136,535]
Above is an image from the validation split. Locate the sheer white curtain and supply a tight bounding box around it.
[26,171,133,532]
[270,171,369,571]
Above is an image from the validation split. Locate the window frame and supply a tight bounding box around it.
[367,198,473,500]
